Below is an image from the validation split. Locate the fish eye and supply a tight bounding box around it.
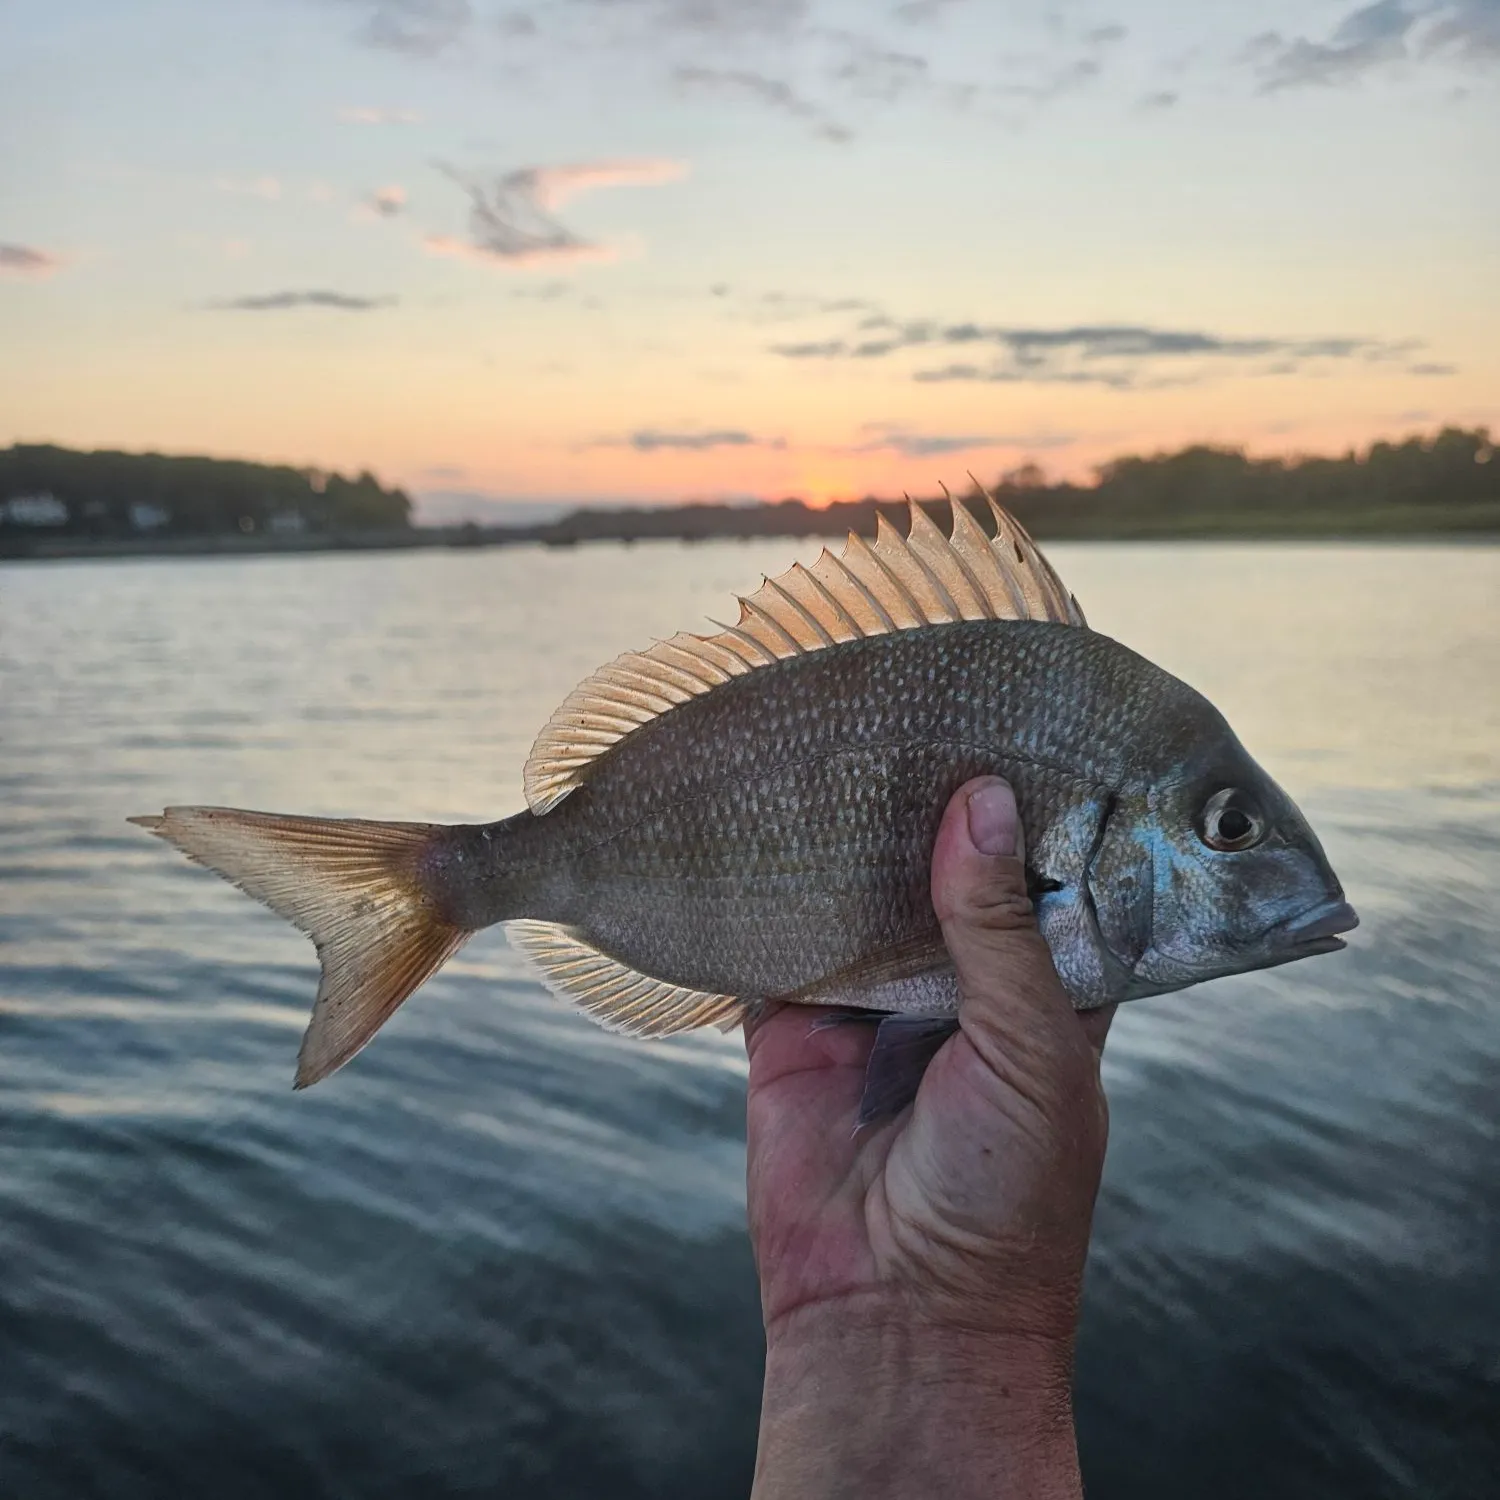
[1199,788,1266,852]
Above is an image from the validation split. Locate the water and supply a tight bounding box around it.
[1,540,1497,1498]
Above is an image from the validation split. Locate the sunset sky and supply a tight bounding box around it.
[2,0,1496,519]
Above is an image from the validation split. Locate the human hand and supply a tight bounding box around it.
[745,776,1114,1499]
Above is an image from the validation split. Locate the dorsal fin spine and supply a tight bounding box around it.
[652,642,731,687]
[762,573,837,647]
[793,562,863,638]
[822,547,897,632]
[845,532,914,628]
[899,503,964,621]
[709,621,781,665]
[738,593,806,654]
[869,518,934,625]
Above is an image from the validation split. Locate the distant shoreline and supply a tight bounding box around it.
[4,501,1498,563]
[6,429,1495,561]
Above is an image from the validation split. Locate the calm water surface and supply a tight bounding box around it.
[1,541,1497,1498]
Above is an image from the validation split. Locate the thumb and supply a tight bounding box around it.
[931,777,1075,1050]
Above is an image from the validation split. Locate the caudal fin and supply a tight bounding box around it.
[130,807,469,1088]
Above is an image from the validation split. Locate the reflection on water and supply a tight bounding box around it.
[1,541,1497,1498]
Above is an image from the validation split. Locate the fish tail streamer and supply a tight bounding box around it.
[129,806,472,1088]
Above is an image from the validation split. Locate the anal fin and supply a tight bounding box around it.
[505,920,749,1037]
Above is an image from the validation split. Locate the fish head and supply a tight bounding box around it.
[1086,724,1357,1000]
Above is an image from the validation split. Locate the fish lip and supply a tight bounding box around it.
[1274,898,1360,950]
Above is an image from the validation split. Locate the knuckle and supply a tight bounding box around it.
[958,884,1036,932]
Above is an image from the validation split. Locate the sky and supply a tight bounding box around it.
[1,0,1496,520]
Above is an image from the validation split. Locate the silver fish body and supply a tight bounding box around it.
[132,498,1356,1091]
[436,617,1350,1016]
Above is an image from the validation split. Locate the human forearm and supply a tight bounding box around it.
[752,1302,1082,1500]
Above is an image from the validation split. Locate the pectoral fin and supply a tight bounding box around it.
[779,929,954,1011]
[858,1015,960,1127]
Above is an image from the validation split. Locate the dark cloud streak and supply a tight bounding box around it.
[0,243,63,277]
[350,0,473,55]
[602,429,785,452]
[1245,0,1499,90]
[773,314,1436,389]
[207,290,397,311]
[673,67,851,141]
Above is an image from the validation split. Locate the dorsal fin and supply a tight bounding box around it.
[523,493,1086,813]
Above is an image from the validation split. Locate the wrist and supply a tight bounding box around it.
[754,1296,1081,1500]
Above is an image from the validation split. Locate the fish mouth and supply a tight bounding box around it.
[1272,898,1360,956]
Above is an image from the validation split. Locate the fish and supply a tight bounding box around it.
[132,495,1358,1119]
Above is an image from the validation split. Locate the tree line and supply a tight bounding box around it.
[0,445,412,535]
[3,427,1494,549]
[539,425,1498,544]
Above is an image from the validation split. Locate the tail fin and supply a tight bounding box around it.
[130,807,469,1088]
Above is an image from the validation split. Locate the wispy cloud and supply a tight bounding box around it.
[829,36,930,102]
[1246,1,1415,90]
[713,286,880,323]
[1423,0,1500,60]
[772,313,1437,389]
[349,0,473,55]
[0,243,64,278]
[1245,0,1499,90]
[426,158,687,269]
[594,429,785,452]
[673,67,851,141]
[1137,89,1179,109]
[891,0,971,23]
[851,424,1075,457]
[363,184,407,218]
[206,289,397,311]
[338,105,423,124]
[580,0,813,38]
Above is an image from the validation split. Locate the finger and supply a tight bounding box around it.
[1077,1003,1116,1058]
[931,777,1075,1051]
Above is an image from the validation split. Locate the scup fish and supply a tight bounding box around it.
[133,497,1357,1119]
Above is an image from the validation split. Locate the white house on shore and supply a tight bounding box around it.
[1,493,68,526]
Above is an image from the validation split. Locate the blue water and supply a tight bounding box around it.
[1,541,1497,1497]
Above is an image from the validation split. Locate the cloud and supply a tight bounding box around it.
[365,184,407,218]
[206,290,397,311]
[589,429,784,452]
[852,424,1075,457]
[585,0,812,37]
[1245,1,1500,90]
[673,67,851,141]
[771,313,1434,389]
[0,243,64,278]
[338,105,423,124]
[1408,361,1458,375]
[830,37,931,102]
[524,159,688,209]
[1137,89,1179,109]
[427,158,686,268]
[716,287,880,323]
[350,0,473,54]
[891,0,969,21]
[1423,0,1500,59]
